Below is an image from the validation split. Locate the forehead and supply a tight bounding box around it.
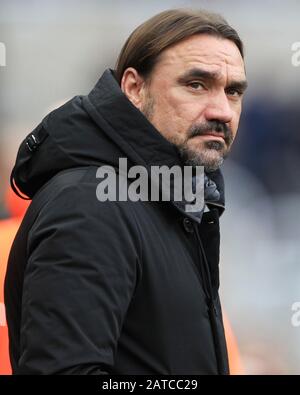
[155,34,246,81]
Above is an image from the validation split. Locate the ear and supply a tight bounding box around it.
[121,67,146,110]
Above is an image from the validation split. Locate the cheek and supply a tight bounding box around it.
[157,92,204,130]
[150,90,186,130]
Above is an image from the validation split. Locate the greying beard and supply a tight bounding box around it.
[141,96,230,172]
[177,142,225,172]
[177,121,232,171]
[141,96,155,121]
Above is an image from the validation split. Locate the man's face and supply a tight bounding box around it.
[131,34,247,171]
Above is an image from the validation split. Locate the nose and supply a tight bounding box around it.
[203,90,234,124]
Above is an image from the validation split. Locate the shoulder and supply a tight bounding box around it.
[29,166,141,242]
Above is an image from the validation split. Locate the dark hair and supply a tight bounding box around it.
[115,9,244,84]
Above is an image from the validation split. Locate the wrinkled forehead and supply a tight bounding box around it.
[155,34,246,81]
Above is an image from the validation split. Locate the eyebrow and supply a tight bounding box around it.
[178,67,248,93]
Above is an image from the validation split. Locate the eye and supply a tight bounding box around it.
[226,88,242,97]
[187,81,205,90]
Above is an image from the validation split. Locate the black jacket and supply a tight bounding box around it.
[5,69,229,375]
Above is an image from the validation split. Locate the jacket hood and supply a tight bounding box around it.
[11,69,225,212]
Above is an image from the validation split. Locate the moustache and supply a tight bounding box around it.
[188,121,233,145]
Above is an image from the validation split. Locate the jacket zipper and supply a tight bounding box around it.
[194,223,228,375]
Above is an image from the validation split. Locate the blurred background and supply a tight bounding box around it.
[1,0,300,374]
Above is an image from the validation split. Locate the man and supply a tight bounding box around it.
[5,9,247,374]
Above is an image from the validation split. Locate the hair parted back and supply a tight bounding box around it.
[115,9,244,84]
